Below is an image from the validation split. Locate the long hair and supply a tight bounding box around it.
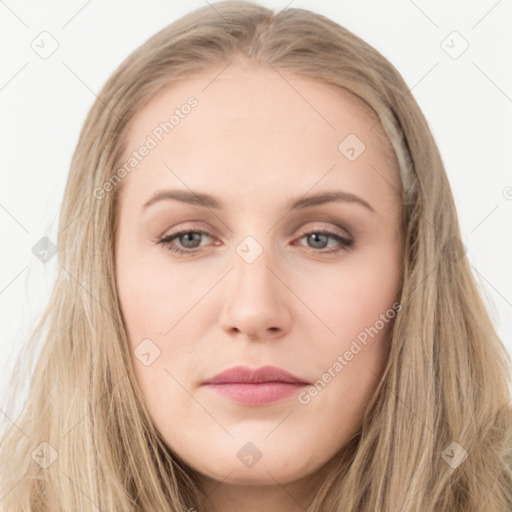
[2,1,511,510]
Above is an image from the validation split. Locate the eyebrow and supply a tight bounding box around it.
[141,189,375,214]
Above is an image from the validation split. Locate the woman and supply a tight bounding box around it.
[1,1,511,510]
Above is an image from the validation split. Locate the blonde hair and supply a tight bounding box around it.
[2,1,511,510]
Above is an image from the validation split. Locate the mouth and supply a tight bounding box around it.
[201,365,310,406]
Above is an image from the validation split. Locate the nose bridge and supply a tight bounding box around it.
[232,233,279,306]
[219,231,291,337]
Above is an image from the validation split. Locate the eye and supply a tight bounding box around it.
[157,228,215,256]
[156,227,353,256]
[295,229,353,254]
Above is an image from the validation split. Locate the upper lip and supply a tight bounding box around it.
[202,365,310,385]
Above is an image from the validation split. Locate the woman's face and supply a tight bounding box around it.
[114,65,403,502]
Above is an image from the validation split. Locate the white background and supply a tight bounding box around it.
[1,0,511,412]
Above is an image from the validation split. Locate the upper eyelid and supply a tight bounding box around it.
[160,220,352,238]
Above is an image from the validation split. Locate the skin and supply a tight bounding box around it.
[114,63,404,512]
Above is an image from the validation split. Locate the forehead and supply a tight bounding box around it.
[117,65,400,213]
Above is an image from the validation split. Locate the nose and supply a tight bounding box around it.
[218,248,292,341]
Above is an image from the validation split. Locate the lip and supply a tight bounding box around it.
[201,365,310,406]
[202,365,310,385]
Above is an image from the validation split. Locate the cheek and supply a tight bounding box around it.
[116,252,212,409]
[304,249,400,397]
[115,257,201,423]
[315,251,400,339]
[295,268,397,430]
[117,271,162,342]
[116,248,189,342]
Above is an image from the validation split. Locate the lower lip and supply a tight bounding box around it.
[204,382,308,406]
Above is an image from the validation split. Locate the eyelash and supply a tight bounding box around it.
[156,227,353,256]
